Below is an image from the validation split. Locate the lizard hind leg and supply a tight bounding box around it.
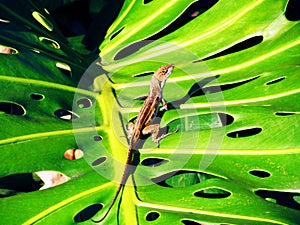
[155,128,179,147]
[142,124,179,147]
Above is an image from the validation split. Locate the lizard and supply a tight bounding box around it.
[93,64,178,223]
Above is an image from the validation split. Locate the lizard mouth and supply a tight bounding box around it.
[166,64,174,74]
[164,64,174,78]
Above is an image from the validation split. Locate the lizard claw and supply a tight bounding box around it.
[156,141,161,148]
[154,127,179,148]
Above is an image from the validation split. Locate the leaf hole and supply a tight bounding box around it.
[141,158,169,167]
[134,71,154,78]
[114,40,152,60]
[32,49,41,54]
[0,173,43,197]
[39,37,60,49]
[44,8,50,14]
[265,76,286,85]
[152,170,218,188]
[74,204,103,222]
[249,169,271,178]
[56,62,72,77]
[0,102,26,116]
[0,19,10,23]
[275,112,297,116]
[32,11,53,31]
[91,157,106,166]
[199,36,263,61]
[218,113,234,126]
[285,0,300,21]
[145,211,160,221]
[181,220,202,225]
[182,220,228,225]
[227,127,262,138]
[167,76,219,108]
[77,97,93,108]
[93,135,103,142]
[143,0,153,4]
[30,93,45,101]
[114,0,218,60]
[255,190,300,210]
[202,76,260,94]
[35,171,70,190]
[194,188,231,199]
[147,0,219,39]
[64,149,84,160]
[109,26,125,40]
[0,45,18,54]
[54,109,79,120]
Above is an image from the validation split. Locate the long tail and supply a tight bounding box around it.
[93,149,134,223]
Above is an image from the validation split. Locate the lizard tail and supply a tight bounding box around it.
[92,183,124,223]
[92,149,134,223]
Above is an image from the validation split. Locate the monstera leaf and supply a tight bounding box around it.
[0,0,299,225]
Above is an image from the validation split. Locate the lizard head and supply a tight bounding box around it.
[154,64,174,88]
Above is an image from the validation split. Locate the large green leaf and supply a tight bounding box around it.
[0,0,299,225]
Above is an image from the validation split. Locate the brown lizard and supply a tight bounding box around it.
[93,64,178,223]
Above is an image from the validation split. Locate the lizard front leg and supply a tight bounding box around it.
[142,124,178,147]
[161,98,168,110]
